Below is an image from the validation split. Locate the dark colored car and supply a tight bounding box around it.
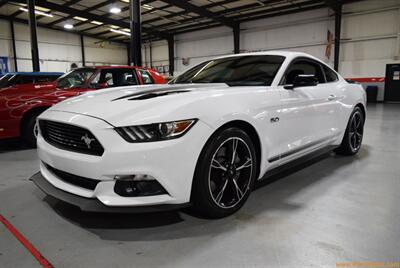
[0,66,166,146]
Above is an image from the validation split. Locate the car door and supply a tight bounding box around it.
[277,58,338,164]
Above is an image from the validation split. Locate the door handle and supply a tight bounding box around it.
[327,94,336,101]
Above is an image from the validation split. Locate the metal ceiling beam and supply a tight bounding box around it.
[238,3,326,22]
[37,0,82,22]
[142,0,238,26]
[171,2,326,35]
[231,0,323,20]
[0,15,128,45]
[143,0,284,31]
[0,0,9,8]
[325,0,341,10]
[162,0,321,34]
[10,0,170,39]
[72,0,154,33]
[47,0,114,27]
[160,0,237,28]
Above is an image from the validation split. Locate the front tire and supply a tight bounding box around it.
[22,112,41,148]
[335,107,365,156]
[191,127,257,218]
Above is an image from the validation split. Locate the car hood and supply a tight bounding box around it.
[48,83,233,126]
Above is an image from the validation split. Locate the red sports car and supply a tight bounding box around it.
[0,66,166,146]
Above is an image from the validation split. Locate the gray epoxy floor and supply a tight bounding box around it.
[0,104,399,268]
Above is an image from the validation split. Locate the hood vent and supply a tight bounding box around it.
[128,90,189,100]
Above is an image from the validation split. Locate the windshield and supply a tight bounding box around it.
[0,74,16,88]
[171,55,285,86]
[57,68,96,89]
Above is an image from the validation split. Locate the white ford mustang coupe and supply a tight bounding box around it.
[32,51,366,218]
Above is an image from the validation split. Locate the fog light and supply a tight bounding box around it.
[114,175,167,197]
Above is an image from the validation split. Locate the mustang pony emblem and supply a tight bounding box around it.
[81,134,95,149]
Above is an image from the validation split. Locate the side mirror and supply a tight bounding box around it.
[284,74,318,89]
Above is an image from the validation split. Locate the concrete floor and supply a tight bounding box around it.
[0,103,399,268]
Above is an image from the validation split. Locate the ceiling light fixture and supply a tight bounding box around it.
[142,4,154,10]
[73,16,88,21]
[90,20,103,25]
[110,7,122,14]
[34,6,51,12]
[110,28,130,36]
[19,7,53,17]
[64,24,74,29]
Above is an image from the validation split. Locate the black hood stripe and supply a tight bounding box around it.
[111,85,193,101]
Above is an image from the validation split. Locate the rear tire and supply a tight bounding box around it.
[22,112,41,148]
[191,127,257,218]
[335,107,364,156]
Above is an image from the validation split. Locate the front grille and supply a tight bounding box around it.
[39,120,104,156]
[44,162,100,190]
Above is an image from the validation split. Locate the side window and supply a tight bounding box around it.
[99,69,138,88]
[16,75,35,85]
[283,60,325,85]
[121,70,138,86]
[323,65,339,82]
[139,69,154,84]
[90,72,100,88]
[104,73,114,86]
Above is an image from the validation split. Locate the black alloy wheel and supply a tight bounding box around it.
[191,127,257,218]
[209,137,253,209]
[335,107,365,155]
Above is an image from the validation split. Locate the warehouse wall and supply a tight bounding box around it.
[0,19,128,73]
[142,40,169,75]
[172,0,400,79]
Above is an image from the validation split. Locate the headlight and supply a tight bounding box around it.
[115,119,197,142]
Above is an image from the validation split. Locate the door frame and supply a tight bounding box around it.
[384,63,400,102]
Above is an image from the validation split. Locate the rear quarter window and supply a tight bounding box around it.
[323,65,339,82]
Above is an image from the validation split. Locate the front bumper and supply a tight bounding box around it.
[31,172,191,213]
[36,110,213,209]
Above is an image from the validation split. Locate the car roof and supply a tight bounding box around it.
[5,72,64,76]
[80,66,139,70]
[214,51,320,61]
